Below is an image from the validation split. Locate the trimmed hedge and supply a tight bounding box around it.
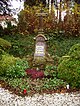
[57,43,80,88]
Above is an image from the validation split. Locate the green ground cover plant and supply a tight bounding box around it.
[44,65,57,77]
[7,78,30,92]
[2,34,35,57]
[1,34,80,58]
[0,76,66,96]
[6,59,29,78]
[42,78,66,90]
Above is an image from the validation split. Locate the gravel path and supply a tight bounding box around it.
[0,87,80,106]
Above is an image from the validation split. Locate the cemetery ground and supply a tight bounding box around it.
[0,33,80,97]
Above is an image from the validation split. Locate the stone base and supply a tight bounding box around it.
[33,57,46,70]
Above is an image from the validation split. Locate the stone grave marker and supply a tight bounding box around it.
[33,9,48,69]
[34,34,47,65]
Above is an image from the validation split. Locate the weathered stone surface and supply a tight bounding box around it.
[34,34,47,66]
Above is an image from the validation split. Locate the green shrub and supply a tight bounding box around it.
[58,55,70,64]
[68,43,80,59]
[57,43,80,88]
[0,38,11,50]
[6,59,29,78]
[0,49,5,60]
[0,53,17,76]
[0,52,29,78]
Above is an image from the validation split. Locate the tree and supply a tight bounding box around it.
[75,0,80,4]
[24,0,46,6]
[0,0,11,15]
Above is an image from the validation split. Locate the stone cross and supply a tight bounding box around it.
[36,9,48,33]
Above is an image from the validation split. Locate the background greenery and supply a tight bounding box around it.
[1,34,80,58]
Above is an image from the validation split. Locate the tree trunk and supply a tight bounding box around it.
[59,0,62,23]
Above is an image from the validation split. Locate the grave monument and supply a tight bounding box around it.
[33,9,48,69]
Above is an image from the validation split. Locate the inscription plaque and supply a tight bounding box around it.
[35,44,45,57]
